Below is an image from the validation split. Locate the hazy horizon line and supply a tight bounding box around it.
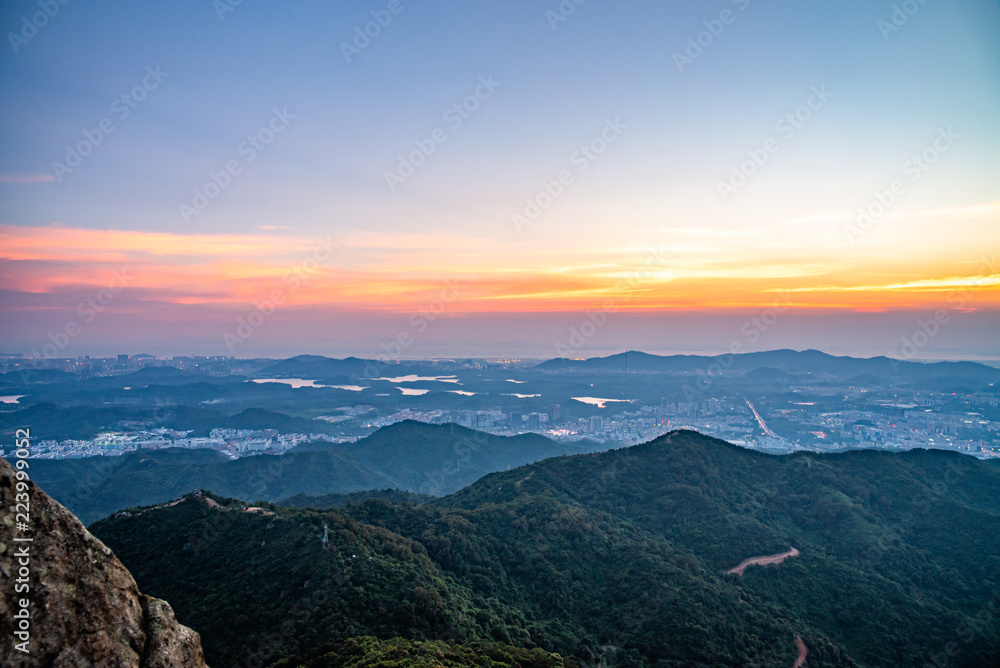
[7,347,1000,367]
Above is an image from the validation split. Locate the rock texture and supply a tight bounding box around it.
[0,456,208,667]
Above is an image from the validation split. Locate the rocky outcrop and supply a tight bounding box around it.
[0,456,208,667]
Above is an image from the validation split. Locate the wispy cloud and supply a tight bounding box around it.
[0,173,55,184]
[3,224,998,314]
[774,274,1000,293]
[905,201,1000,219]
[664,228,766,238]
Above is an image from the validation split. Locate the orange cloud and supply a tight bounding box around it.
[0,173,55,184]
[2,224,998,314]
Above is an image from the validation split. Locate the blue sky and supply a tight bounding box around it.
[1,0,999,359]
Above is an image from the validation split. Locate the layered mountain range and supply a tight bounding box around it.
[80,429,1000,667]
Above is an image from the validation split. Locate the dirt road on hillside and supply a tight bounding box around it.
[792,635,808,667]
[726,547,800,576]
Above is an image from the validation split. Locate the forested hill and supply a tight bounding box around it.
[25,421,603,524]
[90,430,1000,667]
[443,430,1000,570]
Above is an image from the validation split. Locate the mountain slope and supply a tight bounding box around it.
[91,430,1000,667]
[280,489,434,508]
[434,432,1000,665]
[92,489,812,667]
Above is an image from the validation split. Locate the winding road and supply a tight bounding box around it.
[726,546,808,665]
[792,635,808,667]
[726,547,800,576]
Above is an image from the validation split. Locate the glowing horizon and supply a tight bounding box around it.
[3,220,998,316]
[1,1,998,358]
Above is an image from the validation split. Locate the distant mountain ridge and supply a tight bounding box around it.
[257,354,413,379]
[536,349,1000,381]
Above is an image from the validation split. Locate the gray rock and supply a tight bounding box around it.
[0,456,209,667]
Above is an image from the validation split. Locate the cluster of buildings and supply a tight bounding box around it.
[360,405,737,447]
[4,354,997,461]
[0,353,270,379]
[366,393,998,458]
[648,392,999,457]
[11,427,342,459]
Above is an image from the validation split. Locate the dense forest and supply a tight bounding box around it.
[91,430,1000,667]
[269,636,573,668]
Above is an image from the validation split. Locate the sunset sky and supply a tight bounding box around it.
[1,0,998,360]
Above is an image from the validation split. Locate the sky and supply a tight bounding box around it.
[1,0,999,361]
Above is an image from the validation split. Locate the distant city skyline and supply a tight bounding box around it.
[1,1,998,359]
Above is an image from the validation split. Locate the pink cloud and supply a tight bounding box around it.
[0,173,56,184]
